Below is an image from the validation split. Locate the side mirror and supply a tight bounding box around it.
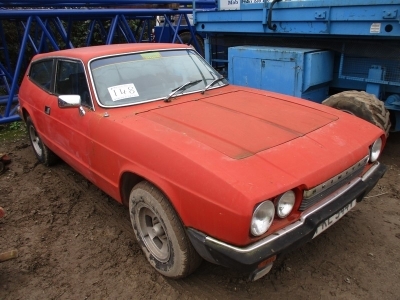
[58,95,81,108]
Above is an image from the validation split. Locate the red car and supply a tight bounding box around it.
[18,43,386,281]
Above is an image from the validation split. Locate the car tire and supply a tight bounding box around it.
[26,116,58,166]
[129,181,202,279]
[323,91,391,136]
[177,31,205,57]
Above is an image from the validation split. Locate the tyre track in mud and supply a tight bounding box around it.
[49,163,134,235]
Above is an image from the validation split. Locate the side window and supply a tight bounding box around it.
[29,59,53,92]
[55,60,93,109]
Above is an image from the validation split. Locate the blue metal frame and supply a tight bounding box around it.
[0,0,210,7]
[195,0,400,37]
[155,14,200,47]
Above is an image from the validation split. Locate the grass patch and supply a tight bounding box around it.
[0,121,27,143]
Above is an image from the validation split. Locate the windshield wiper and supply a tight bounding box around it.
[165,79,202,102]
[201,77,226,94]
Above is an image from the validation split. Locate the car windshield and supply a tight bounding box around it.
[90,49,227,107]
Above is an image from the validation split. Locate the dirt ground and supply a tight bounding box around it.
[0,129,399,300]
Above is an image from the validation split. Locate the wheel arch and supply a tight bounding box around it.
[119,171,180,215]
[120,172,144,207]
[21,107,30,122]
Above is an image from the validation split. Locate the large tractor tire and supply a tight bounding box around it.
[323,91,391,136]
[176,32,205,57]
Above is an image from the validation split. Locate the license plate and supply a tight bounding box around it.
[313,200,356,239]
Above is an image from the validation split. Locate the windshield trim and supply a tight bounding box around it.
[88,48,228,109]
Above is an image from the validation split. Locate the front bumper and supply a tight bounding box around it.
[187,162,386,278]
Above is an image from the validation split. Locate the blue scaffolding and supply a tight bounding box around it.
[0,0,215,123]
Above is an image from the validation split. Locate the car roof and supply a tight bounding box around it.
[32,43,192,62]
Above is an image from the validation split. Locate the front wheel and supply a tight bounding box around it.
[322,91,391,136]
[129,181,202,279]
[26,116,58,166]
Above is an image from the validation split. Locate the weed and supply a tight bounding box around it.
[0,121,27,142]
[9,121,22,131]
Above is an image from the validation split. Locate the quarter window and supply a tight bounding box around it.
[29,59,53,92]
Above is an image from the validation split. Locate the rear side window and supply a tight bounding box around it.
[29,59,54,92]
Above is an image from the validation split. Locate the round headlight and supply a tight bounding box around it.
[369,138,382,162]
[251,201,275,236]
[276,190,296,218]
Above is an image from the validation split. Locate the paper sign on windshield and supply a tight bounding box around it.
[108,83,139,101]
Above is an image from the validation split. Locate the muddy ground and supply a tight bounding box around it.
[0,129,399,300]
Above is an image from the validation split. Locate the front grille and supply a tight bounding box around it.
[300,155,369,211]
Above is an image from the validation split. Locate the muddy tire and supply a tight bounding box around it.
[323,91,391,136]
[129,181,202,279]
[26,116,58,166]
[177,31,205,57]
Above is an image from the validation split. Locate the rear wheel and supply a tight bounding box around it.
[323,91,391,136]
[26,116,58,166]
[129,181,202,278]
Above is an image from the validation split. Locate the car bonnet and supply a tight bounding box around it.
[138,90,338,159]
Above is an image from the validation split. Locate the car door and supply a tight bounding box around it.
[43,58,98,181]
